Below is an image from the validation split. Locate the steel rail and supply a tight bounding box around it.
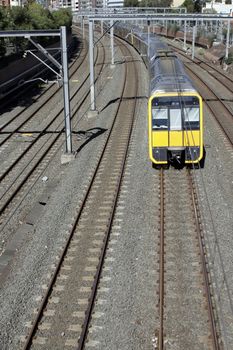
[187,169,221,350]
[183,63,233,147]
[21,39,106,350]
[0,36,87,142]
[0,36,95,182]
[77,39,139,350]
[165,43,233,146]
[0,38,77,105]
[158,168,165,350]
[22,36,138,350]
[168,43,233,86]
[0,39,103,219]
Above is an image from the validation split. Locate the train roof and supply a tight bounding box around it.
[115,24,197,94]
[150,54,196,94]
[130,30,196,94]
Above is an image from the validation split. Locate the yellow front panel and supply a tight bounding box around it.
[169,131,183,147]
[148,91,203,164]
[152,131,200,148]
[184,131,200,147]
[152,131,168,147]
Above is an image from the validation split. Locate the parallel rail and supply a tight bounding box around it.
[0,35,102,230]
[168,43,233,146]
[22,37,139,350]
[157,168,221,350]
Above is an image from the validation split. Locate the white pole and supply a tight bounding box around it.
[83,18,85,40]
[89,20,95,111]
[61,26,72,154]
[147,20,150,57]
[110,20,114,66]
[226,19,230,60]
[192,22,196,60]
[184,20,187,49]
[101,20,103,36]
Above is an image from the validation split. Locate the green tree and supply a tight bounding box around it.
[181,0,203,12]
[27,3,54,29]
[124,0,139,6]
[0,5,72,59]
[181,0,194,12]
[0,7,10,57]
[0,6,11,30]
[52,8,72,28]
[10,6,32,30]
[139,0,172,7]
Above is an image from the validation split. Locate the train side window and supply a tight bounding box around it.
[152,108,168,129]
[170,109,182,130]
[184,107,199,129]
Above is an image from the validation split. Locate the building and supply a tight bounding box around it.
[0,0,10,6]
[203,0,233,15]
[106,0,124,7]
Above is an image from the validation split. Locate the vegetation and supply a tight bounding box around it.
[181,0,203,13]
[124,0,172,7]
[124,0,139,6]
[168,23,180,34]
[225,52,233,65]
[0,4,72,58]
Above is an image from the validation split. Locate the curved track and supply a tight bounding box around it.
[21,36,139,350]
[0,32,104,236]
[168,42,233,146]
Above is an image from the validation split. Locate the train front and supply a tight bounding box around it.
[148,91,203,168]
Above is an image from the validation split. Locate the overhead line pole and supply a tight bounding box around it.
[61,26,72,154]
[110,20,115,66]
[88,19,96,113]
[0,27,74,161]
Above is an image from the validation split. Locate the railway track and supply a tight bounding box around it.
[20,37,139,349]
[0,35,87,145]
[0,36,79,107]
[168,42,233,146]
[168,42,233,91]
[157,168,221,350]
[0,33,105,241]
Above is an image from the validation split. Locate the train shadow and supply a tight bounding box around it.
[177,146,206,170]
[100,95,147,112]
[0,38,82,114]
[156,147,207,170]
[74,127,107,154]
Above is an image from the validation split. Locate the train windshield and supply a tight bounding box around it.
[152,108,168,128]
[152,96,199,130]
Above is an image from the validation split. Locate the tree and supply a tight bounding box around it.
[0,7,10,57]
[193,0,203,12]
[27,3,54,30]
[139,0,172,7]
[52,8,72,29]
[181,0,203,12]
[181,0,194,12]
[0,5,72,59]
[10,6,32,30]
[124,0,139,6]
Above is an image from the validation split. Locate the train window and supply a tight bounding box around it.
[184,107,199,129]
[170,109,182,130]
[152,108,168,129]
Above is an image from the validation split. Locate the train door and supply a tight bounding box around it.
[168,102,183,148]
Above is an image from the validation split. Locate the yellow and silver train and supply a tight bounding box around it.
[115,25,204,168]
[148,38,204,169]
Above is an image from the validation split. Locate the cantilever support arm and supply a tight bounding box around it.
[26,49,62,79]
[28,37,62,72]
